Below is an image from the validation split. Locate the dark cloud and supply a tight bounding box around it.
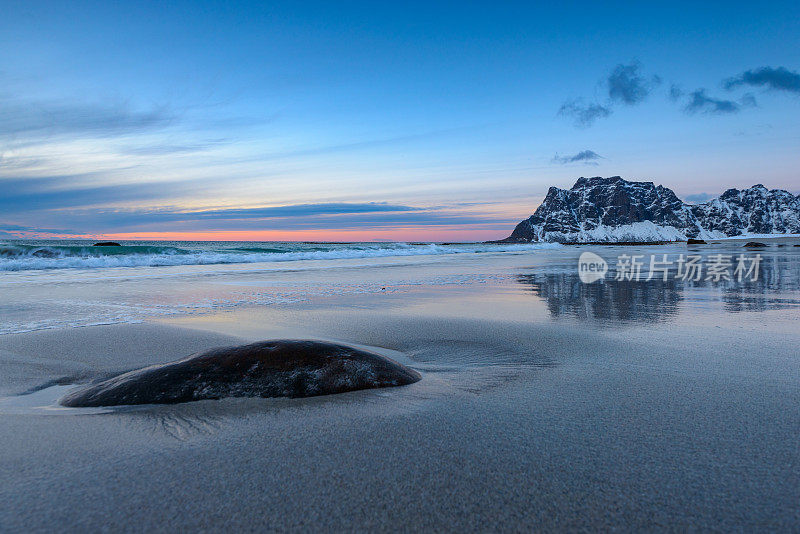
[607,61,660,105]
[724,66,800,94]
[551,150,603,165]
[558,61,794,127]
[684,89,740,114]
[24,203,512,233]
[683,193,715,203]
[669,84,684,102]
[167,202,427,220]
[557,100,612,127]
[559,61,661,127]
[0,173,205,213]
[0,223,79,237]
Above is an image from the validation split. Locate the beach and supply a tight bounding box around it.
[1,241,799,531]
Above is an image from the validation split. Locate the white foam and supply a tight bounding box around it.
[0,242,562,272]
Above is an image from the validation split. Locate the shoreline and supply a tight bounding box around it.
[492,234,800,245]
[1,247,799,530]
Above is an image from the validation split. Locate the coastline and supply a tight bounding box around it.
[492,233,800,245]
[1,245,799,530]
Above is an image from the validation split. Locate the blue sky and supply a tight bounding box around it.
[1,0,799,240]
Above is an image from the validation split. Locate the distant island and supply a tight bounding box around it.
[502,176,800,243]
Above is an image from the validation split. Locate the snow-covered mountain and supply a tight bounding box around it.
[504,176,800,243]
[690,185,800,237]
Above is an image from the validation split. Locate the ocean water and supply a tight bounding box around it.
[0,240,560,271]
[1,239,799,336]
[0,240,562,334]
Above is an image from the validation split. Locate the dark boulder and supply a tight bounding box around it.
[93,242,122,247]
[743,241,767,248]
[60,340,421,407]
[686,238,707,244]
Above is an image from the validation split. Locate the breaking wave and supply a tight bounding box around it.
[0,241,562,271]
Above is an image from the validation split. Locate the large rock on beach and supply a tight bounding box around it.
[61,340,421,407]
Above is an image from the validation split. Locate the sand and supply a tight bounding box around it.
[1,245,799,531]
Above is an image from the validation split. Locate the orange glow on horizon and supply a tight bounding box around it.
[70,227,510,242]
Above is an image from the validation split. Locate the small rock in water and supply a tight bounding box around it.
[743,241,767,247]
[686,238,707,244]
[60,340,421,407]
[93,241,122,247]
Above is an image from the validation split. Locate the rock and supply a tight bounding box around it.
[504,176,693,243]
[93,242,122,247]
[744,241,767,247]
[60,340,421,407]
[687,238,707,244]
[503,177,800,243]
[31,248,59,258]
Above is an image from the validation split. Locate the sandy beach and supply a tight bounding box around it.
[5,2,800,529]
[1,243,798,531]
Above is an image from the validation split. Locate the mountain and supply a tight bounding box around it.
[690,185,800,237]
[504,176,800,243]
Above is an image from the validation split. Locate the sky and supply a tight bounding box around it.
[1,0,799,241]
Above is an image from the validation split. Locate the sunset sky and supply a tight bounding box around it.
[2,1,799,241]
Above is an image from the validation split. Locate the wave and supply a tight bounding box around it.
[0,242,562,272]
[0,244,189,259]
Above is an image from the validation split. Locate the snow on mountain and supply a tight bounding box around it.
[505,176,800,243]
[690,184,800,238]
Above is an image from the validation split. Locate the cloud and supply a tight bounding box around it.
[119,139,229,156]
[739,93,758,108]
[607,61,660,105]
[557,100,612,127]
[0,97,174,141]
[683,193,715,203]
[0,173,208,213]
[559,61,792,126]
[669,84,684,102]
[171,202,427,220]
[551,150,603,165]
[684,89,740,114]
[559,61,660,127]
[724,66,800,94]
[0,223,79,238]
[19,203,513,233]
[60,203,431,228]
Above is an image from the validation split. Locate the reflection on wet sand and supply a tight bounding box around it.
[714,254,800,312]
[517,249,800,323]
[517,273,681,324]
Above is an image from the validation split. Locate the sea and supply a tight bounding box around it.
[0,239,561,334]
[2,238,798,336]
[0,240,558,271]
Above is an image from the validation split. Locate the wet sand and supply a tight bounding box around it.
[1,245,799,531]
